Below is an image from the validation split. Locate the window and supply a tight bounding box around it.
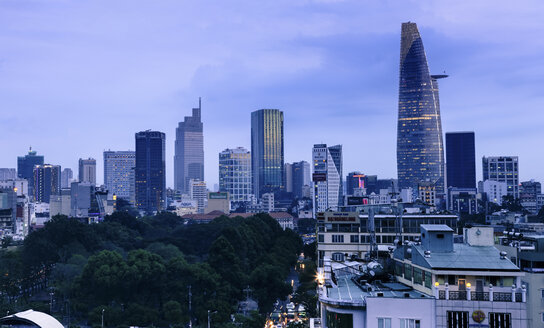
[541,289,544,298]
[400,319,420,328]
[489,313,511,328]
[350,235,359,243]
[378,318,391,328]
[326,311,353,328]
[395,261,404,276]
[447,311,468,328]
[413,267,422,285]
[424,271,432,288]
[318,234,324,242]
[332,253,345,261]
[332,235,344,243]
[404,264,412,281]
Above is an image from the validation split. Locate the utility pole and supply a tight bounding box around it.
[188,285,192,328]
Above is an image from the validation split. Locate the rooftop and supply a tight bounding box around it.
[409,244,521,271]
[420,224,453,232]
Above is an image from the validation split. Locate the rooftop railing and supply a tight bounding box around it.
[435,283,525,303]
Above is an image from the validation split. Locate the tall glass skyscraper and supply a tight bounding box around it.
[219,147,252,202]
[174,98,204,194]
[104,150,136,203]
[251,109,284,198]
[135,130,166,213]
[397,22,446,194]
[446,132,476,189]
[17,148,44,197]
[312,144,342,213]
[33,164,61,203]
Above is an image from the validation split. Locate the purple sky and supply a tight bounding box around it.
[1,1,544,188]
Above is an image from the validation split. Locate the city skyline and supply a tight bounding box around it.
[1,2,544,188]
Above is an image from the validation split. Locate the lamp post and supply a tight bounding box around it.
[101,308,105,328]
[208,310,217,328]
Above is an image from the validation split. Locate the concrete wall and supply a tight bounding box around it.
[436,299,528,328]
[366,297,436,328]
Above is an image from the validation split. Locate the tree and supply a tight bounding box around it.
[1,236,13,248]
[163,300,184,324]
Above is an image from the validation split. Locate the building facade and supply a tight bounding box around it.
[78,158,96,184]
[292,161,311,199]
[482,156,520,199]
[251,109,284,198]
[0,169,17,181]
[17,148,44,198]
[316,209,458,267]
[218,147,252,203]
[189,179,207,214]
[397,22,446,195]
[519,180,542,214]
[104,150,136,203]
[61,168,73,189]
[446,132,476,189]
[479,180,509,205]
[135,130,166,213]
[313,144,343,214]
[33,164,61,203]
[174,98,204,193]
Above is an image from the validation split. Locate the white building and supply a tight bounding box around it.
[103,150,136,204]
[78,158,96,185]
[313,144,342,214]
[0,168,17,181]
[479,180,509,205]
[218,147,252,203]
[261,192,274,213]
[189,179,207,214]
[482,156,520,199]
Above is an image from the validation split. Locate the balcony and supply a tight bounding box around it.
[436,284,525,303]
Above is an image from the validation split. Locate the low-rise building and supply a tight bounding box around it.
[316,207,458,266]
[393,225,527,328]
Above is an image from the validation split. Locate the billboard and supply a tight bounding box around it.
[209,192,228,200]
[313,173,327,182]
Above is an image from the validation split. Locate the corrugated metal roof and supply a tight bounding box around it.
[413,244,520,271]
[420,224,453,232]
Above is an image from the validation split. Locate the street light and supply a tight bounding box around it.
[208,310,218,328]
[101,308,105,328]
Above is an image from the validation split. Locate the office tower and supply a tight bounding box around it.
[218,147,252,202]
[189,179,207,214]
[482,156,519,199]
[78,158,96,184]
[0,187,17,232]
[520,180,541,214]
[104,150,136,203]
[61,168,73,188]
[346,172,366,196]
[478,180,508,205]
[292,161,311,199]
[135,130,166,213]
[397,22,446,194]
[312,144,342,213]
[17,148,44,197]
[284,163,293,193]
[446,132,476,189]
[0,168,17,181]
[251,109,284,198]
[33,164,61,203]
[174,98,204,193]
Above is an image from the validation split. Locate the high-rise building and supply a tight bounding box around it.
[251,109,284,198]
[346,172,366,196]
[312,144,342,213]
[189,179,207,214]
[519,180,541,214]
[397,22,446,195]
[478,180,508,205]
[482,156,519,199]
[61,168,73,189]
[104,150,136,203]
[446,132,476,189]
[292,161,311,199]
[284,163,293,193]
[17,148,44,197]
[135,130,166,213]
[218,147,252,203]
[0,168,17,181]
[174,98,204,193]
[78,158,96,184]
[33,164,61,203]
